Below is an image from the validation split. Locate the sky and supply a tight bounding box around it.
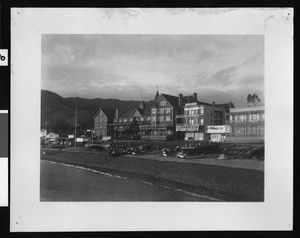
[42,34,264,107]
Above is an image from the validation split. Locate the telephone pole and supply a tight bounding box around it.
[74,105,77,147]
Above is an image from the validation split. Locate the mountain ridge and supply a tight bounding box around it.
[41,90,153,134]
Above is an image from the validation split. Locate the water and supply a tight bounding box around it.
[40,160,213,201]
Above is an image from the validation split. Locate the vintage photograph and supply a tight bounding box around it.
[11,8,293,231]
[40,34,265,202]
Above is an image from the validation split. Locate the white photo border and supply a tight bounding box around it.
[11,8,293,231]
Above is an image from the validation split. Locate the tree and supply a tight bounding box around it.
[128,116,140,136]
[247,93,261,106]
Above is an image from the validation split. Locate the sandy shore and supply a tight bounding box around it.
[41,148,264,201]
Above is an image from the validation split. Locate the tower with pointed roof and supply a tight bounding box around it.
[154,90,159,101]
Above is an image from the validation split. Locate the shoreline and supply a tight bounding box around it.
[41,149,264,202]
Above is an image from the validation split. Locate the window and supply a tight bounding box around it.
[165,108,171,114]
[198,108,203,115]
[160,101,166,106]
[159,116,164,121]
[160,109,164,114]
[124,119,127,122]
[140,118,144,121]
[166,116,171,121]
[199,118,204,125]
[167,130,173,135]
[185,118,191,124]
[152,109,156,114]
[152,116,156,121]
[148,117,151,121]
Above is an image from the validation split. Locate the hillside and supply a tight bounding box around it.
[41,90,147,134]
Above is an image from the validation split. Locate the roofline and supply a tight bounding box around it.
[230,106,264,113]
[129,107,143,118]
[93,108,103,119]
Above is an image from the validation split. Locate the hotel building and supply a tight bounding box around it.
[226,106,264,143]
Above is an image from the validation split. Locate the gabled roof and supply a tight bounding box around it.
[160,93,179,108]
[118,109,133,119]
[93,108,115,119]
[129,107,143,118]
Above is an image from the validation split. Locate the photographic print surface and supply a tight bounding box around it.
[40,34,265,202]
[11,8,293,231]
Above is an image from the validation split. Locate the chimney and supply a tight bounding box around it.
[139,101,145,110]
[193,92,197,100]
[212,101,215,107]
[178,93,183,107]
[115,109,119,119]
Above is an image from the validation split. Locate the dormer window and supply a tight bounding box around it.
[160,101,166,106]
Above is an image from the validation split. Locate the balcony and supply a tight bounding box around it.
[140,135,168,141]
[140,123,168,129]
[176,124,201,131]
[176,113,204,118]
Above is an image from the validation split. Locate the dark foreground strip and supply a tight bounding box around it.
[41,153,263,202]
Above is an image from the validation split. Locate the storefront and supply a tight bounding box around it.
[176,124,205,141]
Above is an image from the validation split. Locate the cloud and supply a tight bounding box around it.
[42,34,264,107]
[238,75,264,88]
[207,66,236,86]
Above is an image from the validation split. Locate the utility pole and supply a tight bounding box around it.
[74,105,77,147]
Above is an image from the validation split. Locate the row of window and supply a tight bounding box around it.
[152,116,171,122]
[141,130,173,135]
[95,118,107,122]
[231,125,264,136]
[114,117,151,123]
[184,118,204,125]
[159,101,167,106]
[152,108,172,115]
[230,113,264,122]
[184,108,204,116]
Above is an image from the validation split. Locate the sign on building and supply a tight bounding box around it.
[206,125,230,134]
[176,125,199,131]
[68,135,74,139]
[76,137,83,142]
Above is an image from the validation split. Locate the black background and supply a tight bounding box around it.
[0,0,295,237]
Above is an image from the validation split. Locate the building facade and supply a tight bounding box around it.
[109,102,151,138]
[140,93,178,140]
[93,108,115,138]
[176,101,227,141]
[226,106,264,143]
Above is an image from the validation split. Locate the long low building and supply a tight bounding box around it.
[226,106,264,143]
